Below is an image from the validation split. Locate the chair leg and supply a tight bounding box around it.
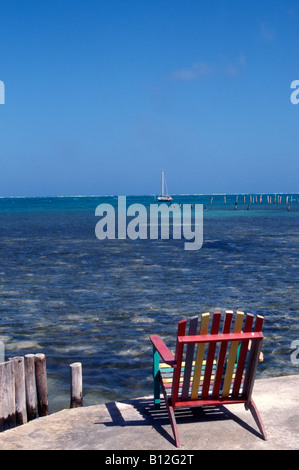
[159,374,180,447]
[246,398,267,440]
[164,399,180,448]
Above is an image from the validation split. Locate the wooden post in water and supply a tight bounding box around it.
[24,354,37,421]
[9,357,27,425]
[0,361,16,431]
[70,362,83,408]
[34,354,48,416]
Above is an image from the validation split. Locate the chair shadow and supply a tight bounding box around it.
[97,396,262,447]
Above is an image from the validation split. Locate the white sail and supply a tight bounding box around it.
[158,170,173,202]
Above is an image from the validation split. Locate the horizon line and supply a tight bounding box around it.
[0,192,298,199]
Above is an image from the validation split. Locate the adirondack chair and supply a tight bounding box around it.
[150,311,267,447]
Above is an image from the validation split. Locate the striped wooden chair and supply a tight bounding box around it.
[150,311,267,447]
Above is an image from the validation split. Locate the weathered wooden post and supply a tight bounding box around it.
[34,353,48,417]
[24,354,37,421]
[0,361,16,431]
[9,357,27,425]
[70,362,83,408]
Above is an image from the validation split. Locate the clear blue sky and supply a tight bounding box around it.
[0,0,298,196]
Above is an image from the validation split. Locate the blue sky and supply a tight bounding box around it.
[0,0,298,196]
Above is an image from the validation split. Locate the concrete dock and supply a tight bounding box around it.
[0,375,298,450]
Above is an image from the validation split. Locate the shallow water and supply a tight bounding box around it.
[0,194,298,412]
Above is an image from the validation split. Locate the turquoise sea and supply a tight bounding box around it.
[0,194,298,412]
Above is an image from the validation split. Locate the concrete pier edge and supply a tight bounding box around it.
[0,375,298,450]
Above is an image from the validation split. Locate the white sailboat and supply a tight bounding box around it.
[158,170,173,202]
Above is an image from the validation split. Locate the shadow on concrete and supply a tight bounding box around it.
[99,397,262,447]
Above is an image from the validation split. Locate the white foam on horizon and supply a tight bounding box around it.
[0,192,298,199]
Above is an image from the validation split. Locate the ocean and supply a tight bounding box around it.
[0,194,298,412]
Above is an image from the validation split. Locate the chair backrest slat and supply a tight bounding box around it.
[232,313,254,395]
[172,320,186,403]
[190,313,210,399]
[201,312,221,398]
[242,315,264,400]
[222,311,244,397]
[181,316,198,400]
[212,311,233,397]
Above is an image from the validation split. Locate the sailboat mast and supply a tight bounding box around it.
[157,170,172,202]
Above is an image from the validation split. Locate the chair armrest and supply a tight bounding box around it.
[150,335,176,366]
